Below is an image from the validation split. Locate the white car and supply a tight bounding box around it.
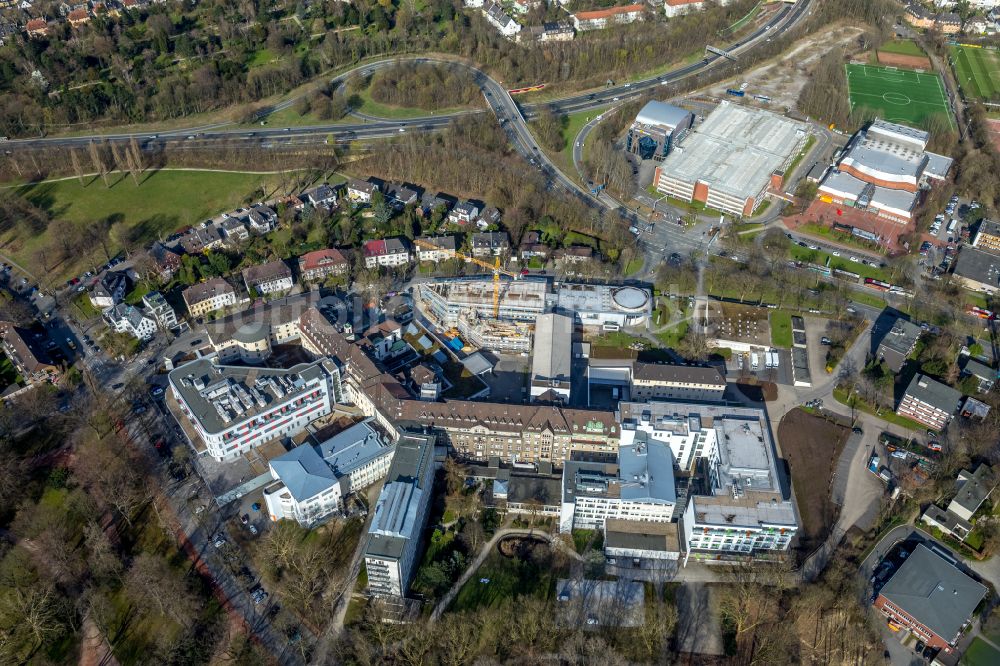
[849,256,860,263]
[808,245,819,250]
[832,251,841,257]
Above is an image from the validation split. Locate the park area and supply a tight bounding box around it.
[845,64,953,128]
[875,39,931,70]
[776,409,849,553]
[1,169,294,281]
[449,535,567,612]
[952,44,1000,102]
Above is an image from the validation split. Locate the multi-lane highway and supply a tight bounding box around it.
[5,0,814,272]
[5,0,811,151]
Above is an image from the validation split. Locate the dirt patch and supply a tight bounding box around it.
[776,408,849,554]
[705,23,865,111]
[734,381,777,402]
[713,303,770,347]
[987,118,1000,153]
[877,51,931,70]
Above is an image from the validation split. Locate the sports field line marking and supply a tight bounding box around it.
[849,88,948,108]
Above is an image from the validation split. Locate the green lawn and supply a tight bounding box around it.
[879,39,925,57]
[770,311,793,348]
[0,353,21,386]
[832,387,925,431]
[962,637,1000,666]
[449,547,560,612]
[248,48,277,68]
[353,88,474,120]
[951,45,1000,101]
[624,257,644,276]
[5,169,293,281]
[845,64,954,128]
[789,244,891,282]
[555,109,594,179]
[655,320,688,349]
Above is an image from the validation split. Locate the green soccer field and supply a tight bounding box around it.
[951,44,1000,101]
[845,64,954,128]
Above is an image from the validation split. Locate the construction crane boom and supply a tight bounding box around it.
[413,238,521,318]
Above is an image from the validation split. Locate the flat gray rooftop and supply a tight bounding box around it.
[657,101,806,200]
[169,356,333,436]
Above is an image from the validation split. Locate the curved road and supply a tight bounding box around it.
[5,0,811,154]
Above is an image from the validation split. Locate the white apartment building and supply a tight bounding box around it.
[264,420,394,526]
[142,291,178,330]
[415,235,457,263]
[559,437,677,533]
[243,260,294,296]
[364,432,436,598]
[363,238,411,269]
[104,303,157,340]
[168,355,344,462]
[183,278,238,317]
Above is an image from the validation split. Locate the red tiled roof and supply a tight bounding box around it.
[25,18,47,31]
[363,240,386,258]
[575,4,644,20]
[299,248,347,272]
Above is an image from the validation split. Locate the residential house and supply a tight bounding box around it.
[178,226,225,254]
[67,7,90,26]
[484,1,521,38]
[448,202,480,226]
[346,178,379,204]
[142,291,178,330]
[628,362,726,401]
[104,303,157,340]
[471,231,510,258]
[519,231,551,260]
[363,238,410,269]
[264,420,394,526]
[301,184,338,209]
[246,205,277,234]
[904,2,936,28]
[243,260,294,296]
[384,183,419,209]
[298,248,349,282]
[949,465,996,521]
[536,20,575,41]
[420,192,455,217]
[149,242,183,280]
[415,235,457,263]
[935,12,962,33]
[364,431,437,598]
[572,3,645,31]
[183,278,237,317]
[961,357,996,393]
[0,322,60,385]
[220,217,249,244]
[553,246,594,266]
[663,0,713,18]
[25,17,49,37]
[897,373,962,431]
[966,16,989,33]
[874,315,922,373]
[360,320,406,362]
[873,544,986,653]
[89,271,129,310]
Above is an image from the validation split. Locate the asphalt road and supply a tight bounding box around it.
[4,0,811,155]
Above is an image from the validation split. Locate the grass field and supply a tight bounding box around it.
[952,44,1000,101]
[845,64,953,128]
[449,542,560,612]
[879,39,924,57]
[770,311,793,348]
[962,637,1000,666]
[3,169,292,281]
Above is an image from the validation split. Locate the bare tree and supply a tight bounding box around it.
[87,141,108,187]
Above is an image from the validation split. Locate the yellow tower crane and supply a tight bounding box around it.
[413,238,521,318]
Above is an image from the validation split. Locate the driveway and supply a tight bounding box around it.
[675,583,724,656]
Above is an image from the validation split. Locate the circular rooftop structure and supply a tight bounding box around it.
[612,286,649,312]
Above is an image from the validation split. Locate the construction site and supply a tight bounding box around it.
[414,275,652,354]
